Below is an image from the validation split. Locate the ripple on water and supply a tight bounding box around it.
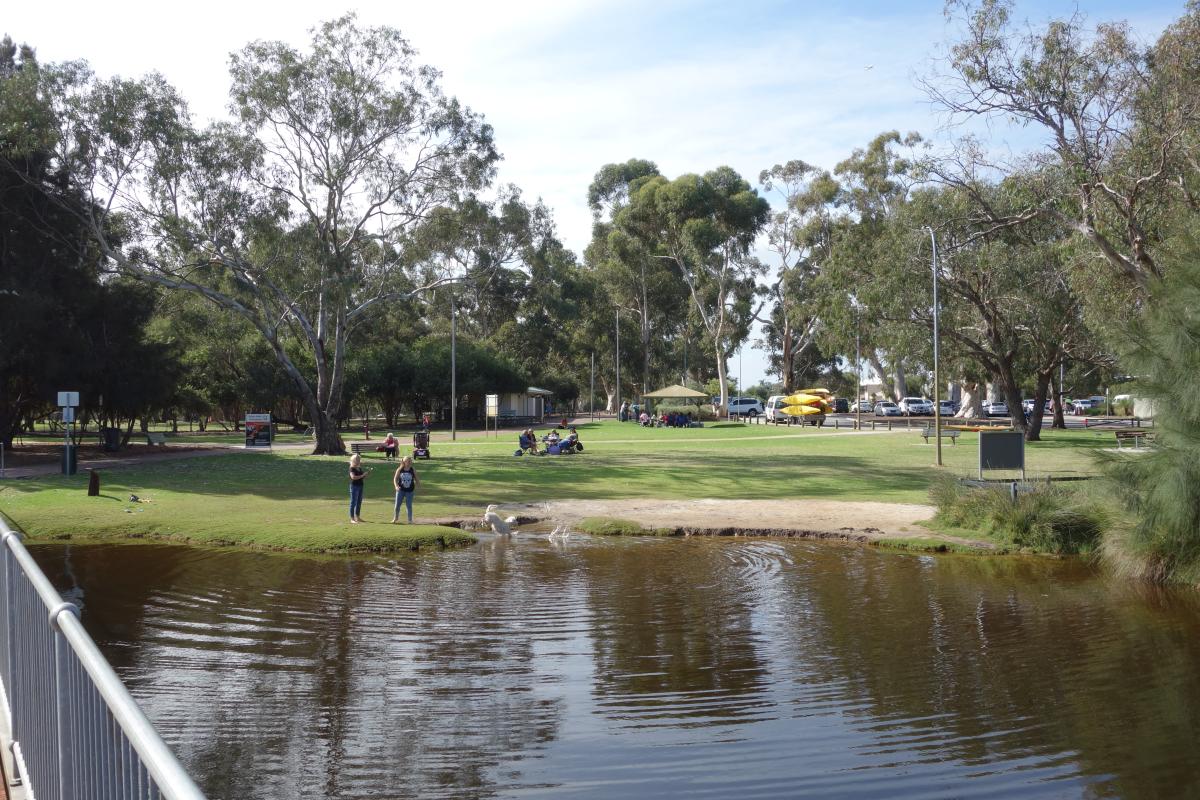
[27,536,1200,800]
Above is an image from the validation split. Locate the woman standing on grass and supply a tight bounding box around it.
[392,456,421,524]
[348,454,369,523]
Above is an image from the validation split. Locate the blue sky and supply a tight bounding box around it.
[5,0,1186,384]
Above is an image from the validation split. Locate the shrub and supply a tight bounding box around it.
[930,475,1106,554]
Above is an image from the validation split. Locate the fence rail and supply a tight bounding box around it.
[0,513,206,800]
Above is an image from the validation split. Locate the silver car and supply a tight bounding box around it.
[874,401,902,417]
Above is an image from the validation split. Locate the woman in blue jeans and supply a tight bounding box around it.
[392,456,421,523]
[348,454,370,523]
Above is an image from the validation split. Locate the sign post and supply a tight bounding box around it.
[485,394,499,439]
[244,413,273,449]
[58,391,80,475]
[978,430,1025,480]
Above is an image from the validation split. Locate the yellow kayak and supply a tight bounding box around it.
[784,393,826,407]
[783,405,824,416]
[798,388,832,397]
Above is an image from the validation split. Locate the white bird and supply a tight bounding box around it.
[483,504,519,535]
[548,524,570,542]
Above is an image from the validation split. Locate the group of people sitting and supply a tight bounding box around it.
[637,410,695,428]
[517,426,583,456]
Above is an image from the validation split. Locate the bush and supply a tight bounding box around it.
[930,475,1106,554]
[1098,229,1200,585]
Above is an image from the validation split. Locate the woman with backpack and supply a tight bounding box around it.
[391,456,421,524]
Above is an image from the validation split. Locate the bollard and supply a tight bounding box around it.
[87,470,100,497]
[1010,481,1018,502]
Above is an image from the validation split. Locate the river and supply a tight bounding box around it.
[31,536,1200,799]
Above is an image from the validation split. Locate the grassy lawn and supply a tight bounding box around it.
[0,421,1110,553]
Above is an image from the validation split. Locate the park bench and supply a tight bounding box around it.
[145,432,167,446]
[349,442,377,456]
[1114,430,1154,450]
[920,427,961,445]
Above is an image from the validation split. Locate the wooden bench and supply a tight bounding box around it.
[920,427,961,445]
[1114,430,1153,450]
[349,442,376,456]
[146,432,167,446]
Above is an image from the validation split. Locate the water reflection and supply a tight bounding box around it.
[32,537,1200,799]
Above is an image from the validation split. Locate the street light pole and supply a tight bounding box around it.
[926,226,943,467]
[590,351,595,422]
[856,326,862,431]
[615,309,621,421]
[450,292,457,441]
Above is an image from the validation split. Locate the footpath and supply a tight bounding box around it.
[0,442,312,480]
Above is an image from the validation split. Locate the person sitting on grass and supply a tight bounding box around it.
[545,429,561,445]
[639,411,650,426]
[565,428,583,452]
[519,429,539,455]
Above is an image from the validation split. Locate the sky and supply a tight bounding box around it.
[4,0,1184,387]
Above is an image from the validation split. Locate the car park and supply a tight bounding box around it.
[898,397,934,416]
[831,398,849,414]
[728,396,764,417]
[937,400,958,416]
[874,401,902,417]
[850,399,874,413]
[984,401,1009,417]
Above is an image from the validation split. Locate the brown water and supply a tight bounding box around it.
[31,537,1200,800]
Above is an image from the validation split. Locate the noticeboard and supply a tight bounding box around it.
[245,413,273,448]
[979,430,1025,478]
[485,394,499,418]
[57,391,80,407]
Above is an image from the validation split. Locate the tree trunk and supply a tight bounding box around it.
[1050,374,1067,430]
[869,353,894,400]
[716,351,729,414]
[893,360,909,400]
[780,314,794,393]
[1025,372,1052,442]
[956,382,986,418]
[995,362,1027,434]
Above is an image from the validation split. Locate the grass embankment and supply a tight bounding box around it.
[1,421,1110,553]
[925,475,1112,555]
[576,517,674,537]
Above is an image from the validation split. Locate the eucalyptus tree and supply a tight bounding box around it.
[928,0,1199,291]
[586,159,688,395]
[40,16,499,453]
[615,167,770,410]
[758,160,839,392]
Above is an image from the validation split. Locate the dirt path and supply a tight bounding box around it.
[471,498,994,550]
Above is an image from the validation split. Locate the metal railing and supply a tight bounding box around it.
[0,513,207,800]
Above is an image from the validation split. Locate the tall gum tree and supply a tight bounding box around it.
[42,16,498,454]
[616,167,769,411]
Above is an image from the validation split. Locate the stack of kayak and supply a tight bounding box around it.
[782,388,832,418]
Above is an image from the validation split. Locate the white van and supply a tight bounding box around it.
[765,395,789,421]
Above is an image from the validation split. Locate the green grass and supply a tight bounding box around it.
[576,516,674,536]
[1,421,1111,553]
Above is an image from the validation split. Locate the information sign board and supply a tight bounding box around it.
[979,430,1025,479]
[245,413,273,448]
[485,394,499,418]
[57,391,80,407]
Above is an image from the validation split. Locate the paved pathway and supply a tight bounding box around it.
[0,442,309,480]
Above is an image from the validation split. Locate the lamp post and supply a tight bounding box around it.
[450,291,457,441]
[925,226,943,467]
[590,351,595,422]
[856,326,862,431]
[615,308,621,420]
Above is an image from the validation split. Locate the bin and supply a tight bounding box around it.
[101,427,122,452]
[62,444,77,476]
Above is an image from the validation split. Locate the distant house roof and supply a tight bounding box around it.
[526,387,554,396]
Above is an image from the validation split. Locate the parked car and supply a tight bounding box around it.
[984,401,1009,417]
[898,397,934,416]
[765,395,789,421]
[727,396,765,417]
[937,399,958,416]
[831,398,850,414]
[874,401,902,417]
[851,399,874,413]
[1021,398,1053,414]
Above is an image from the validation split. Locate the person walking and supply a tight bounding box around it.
[392,456,421,524]
[348,454,370,523]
